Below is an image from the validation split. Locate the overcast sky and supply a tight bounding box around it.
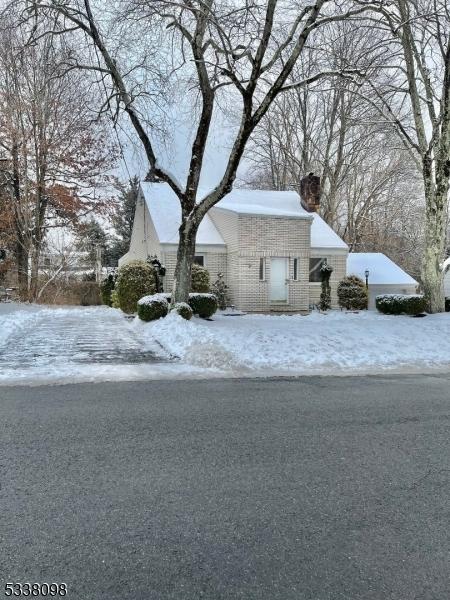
[116,94,250,193]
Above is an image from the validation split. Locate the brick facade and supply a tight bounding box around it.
[161,247,227,294]
[120,198,348,313]
[209,207,320,313]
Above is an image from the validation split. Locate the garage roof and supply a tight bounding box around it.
[347,253,418,285]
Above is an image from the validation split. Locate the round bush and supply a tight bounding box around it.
[115,260,157,314]
[337,275,368,310]
[171,302,193,320]
[189,293,218,318]
[100,275,115,307]
[376,294,427,315]
[137,294,169,322]
[191,263,210,293]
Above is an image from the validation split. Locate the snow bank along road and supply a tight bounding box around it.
[140,309,450,376]
[1,303,450,384]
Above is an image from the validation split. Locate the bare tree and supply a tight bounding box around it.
[23,0,376,302]
[0,14,116,299]
[347,0,450,312]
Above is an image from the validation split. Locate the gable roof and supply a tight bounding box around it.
[141,182,225,245]
[140,182,347,249]
[347,253,418,285]
[309,214,348,249]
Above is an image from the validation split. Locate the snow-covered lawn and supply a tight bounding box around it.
[1,303,450,384]
[136,309,450,376]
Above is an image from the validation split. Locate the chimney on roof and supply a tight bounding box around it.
[300,172,321,212]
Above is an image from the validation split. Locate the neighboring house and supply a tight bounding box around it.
[347,253,418,310]
[120,182,348,312]
[39,250,93,277]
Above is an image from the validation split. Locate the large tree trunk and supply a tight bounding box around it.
[421,164,447,313]
[172,218,199,303]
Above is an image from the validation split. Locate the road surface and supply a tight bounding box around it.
[1,375,450,599]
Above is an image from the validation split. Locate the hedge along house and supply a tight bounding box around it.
[119,182,348,313]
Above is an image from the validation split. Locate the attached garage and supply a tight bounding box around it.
[347,253,418,310]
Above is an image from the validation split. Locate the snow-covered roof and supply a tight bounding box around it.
[309,214,348,249]
[141,182,347,249]
[347,253,418,285]
[214,188,347,249]
[141,182,225,245]
[213,189,310,218]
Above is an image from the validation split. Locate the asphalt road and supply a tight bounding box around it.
[2,375,450,600]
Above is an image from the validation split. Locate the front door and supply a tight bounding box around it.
[270,258,288,302]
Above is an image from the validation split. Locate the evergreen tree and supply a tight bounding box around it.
[319,263,333,311]
[109,176,139,264]
[75,219,110,265]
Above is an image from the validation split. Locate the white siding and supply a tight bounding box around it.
[119,192,160,266]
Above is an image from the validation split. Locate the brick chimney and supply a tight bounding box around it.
[299,172,321,212]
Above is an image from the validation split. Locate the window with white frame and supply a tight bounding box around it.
[309,258,327,282]
[194,255,205,266]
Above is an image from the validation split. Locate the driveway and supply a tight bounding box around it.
[0,305,172,384]
[2,375,450,599]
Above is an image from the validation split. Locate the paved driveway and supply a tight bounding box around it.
[2,375,450,599]
[0,306,169,384]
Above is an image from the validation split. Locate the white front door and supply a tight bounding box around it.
[270,258,288,302]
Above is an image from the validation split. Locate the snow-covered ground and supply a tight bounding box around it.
[136,309,450,377]
[0,303,42,351]
[1,303,450,385]
[0,304,197,385]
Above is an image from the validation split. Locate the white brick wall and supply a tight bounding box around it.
[161,248,227,294]
[230,214,313,312]
[121,198,348,313]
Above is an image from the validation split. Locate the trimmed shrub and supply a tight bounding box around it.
[319,262,334,311]
[189,293,218,318]
[376,294,427,315]
[100,275,115,307]
[191,263,210,293]
[337,275,368,310]
[137,294,169,322]
[115,260,157,314]
[445,297,450,312]
[111,289,120,309]
[211,272,229,310]
[171,302,193,320]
